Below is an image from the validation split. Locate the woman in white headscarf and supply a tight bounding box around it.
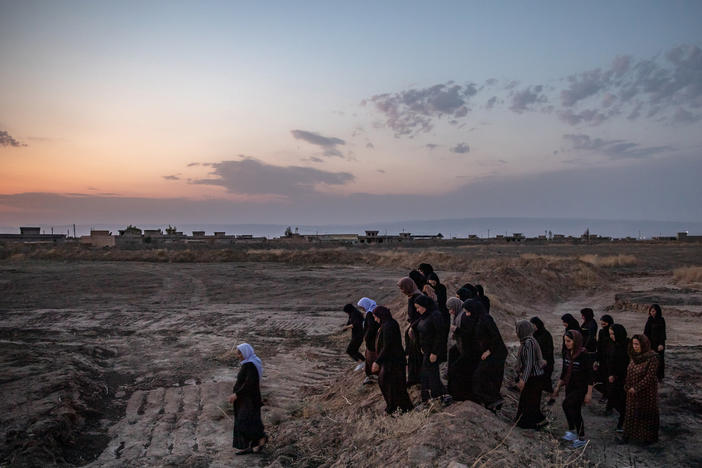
[228,343,267,454]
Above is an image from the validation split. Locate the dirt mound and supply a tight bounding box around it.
[264,366,581,468]
[0,338,117,466]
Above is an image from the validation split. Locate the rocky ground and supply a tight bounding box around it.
[1,242,701,467]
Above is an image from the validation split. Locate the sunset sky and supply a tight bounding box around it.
[1,0,701,226]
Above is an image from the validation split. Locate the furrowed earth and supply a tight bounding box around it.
[1,242,701,467]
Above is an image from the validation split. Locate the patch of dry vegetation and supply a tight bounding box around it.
[579,254,637,267]
[266,367,589,468]
[673,266,702,285]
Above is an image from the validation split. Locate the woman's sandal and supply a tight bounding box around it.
[252,435,269,453]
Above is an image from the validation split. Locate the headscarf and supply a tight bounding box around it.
[475,284,485,297]
[580,308,595,324]
[372,305,393,323]
[413,294,435,312]
[516,320,546,375]
[629,334,657,363]
[409,270,426,289]
[600,314,614,326]
[456,284,477,301]
[344,303,364,325]
[611,323,627,345]
[561,313,580,331]
[564,329,585,358]
[357,297,377,314]
[426,271,441,285]
[422,284,437,301]
[237,343,263,378]
[462,298,486,318]
[516,320,535,341]
[446,297,463,315]
[649,303,663,318]
[530,316,546,332]
[562,329,585,385]
[418,263,434,277]
[397,277,421,296]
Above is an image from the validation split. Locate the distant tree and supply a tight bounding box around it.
[119,225,142,236]
[437,233,444,238]
[284,226,293,237]
[166,225,177,235]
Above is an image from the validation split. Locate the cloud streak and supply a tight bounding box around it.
[0,130,27,148]
[364,44,702,134]
[365,82,478,137]
[563,133,674,160]
[191,156,354,197]
[291,129,346,157]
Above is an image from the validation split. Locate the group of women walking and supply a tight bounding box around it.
[343,264,666,449]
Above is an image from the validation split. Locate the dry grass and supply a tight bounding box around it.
[579,254,637,267]
[673,266,702,284]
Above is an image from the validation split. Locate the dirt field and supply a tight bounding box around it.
[1,242,701,467]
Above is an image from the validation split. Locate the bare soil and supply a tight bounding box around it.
[1,242,701,467]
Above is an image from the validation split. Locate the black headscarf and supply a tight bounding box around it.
[475,284,485,296]
[372,306,393,323]
[580,308,595,324]
[426,271,441,284]
[611,323,627,345]
[409,270,426,289]
[344,303,363,322]
[413,294,435,312]
[561,313,580,331]
[457,284,477,301]
[600,314,614,326]
[648,303,663,320]
[530,316,546,332]
[418,263,434,277]
[462,298,486,319]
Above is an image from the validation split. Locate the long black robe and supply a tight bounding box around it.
[644,315,666,380]
[581,319,598,353]
[471,313,507,406]
[363,311,380,376]
[533,327,555,393]
[606,339,629,428]
[232,362,265,450]
[416,309,446,401]
[346,309,365,361]
[595,325,613,395]
[448,313,478,401]
[375,318,413,413]
[405,292,423,385]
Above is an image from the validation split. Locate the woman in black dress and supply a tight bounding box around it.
[514,320,547,429]
[469,299,507,411]
[530,316,555,397]
[398,276,423,386]
[580,308,598,353]
[644,303,666,381]
[343,304,365,363]
[607,323,629,432]
[371,306,413,414]
[228,343,267,454]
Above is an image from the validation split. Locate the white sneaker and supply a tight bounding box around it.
[571,439,588,449]
[562,431,578,441]
[354,363,365,371]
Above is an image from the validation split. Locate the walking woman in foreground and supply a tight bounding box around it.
[514,320,547,429]
[552,330,593,449]
[371,306,413,414]
[622,334,660,445]
[228,343,267,455]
